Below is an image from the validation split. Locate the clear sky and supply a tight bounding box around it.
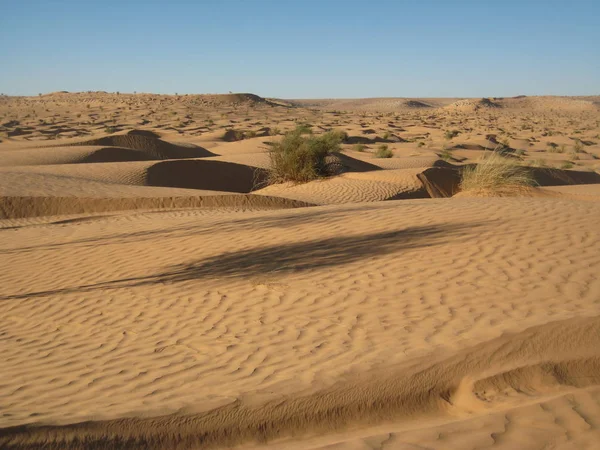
[1,0,598,98]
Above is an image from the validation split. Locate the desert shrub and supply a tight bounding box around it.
[460,151,536,194]
[267,126,343,183]
[330,129,348,142]
[561,162,574,169]
[440,148,453,161]
[375,144,393,158]
[444,129,460,140]
[104,126,117,134]
[222,129,246,141]
[295,123,313,134]
[354,143,367,152]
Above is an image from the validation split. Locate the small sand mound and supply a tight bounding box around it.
[70,134,215,159]
[0,195,312,219]
[478,97,502,108]
[0,159,269,195]
[201,93,274,107]
[254,168,426,204]
[404,100,432,108]
[146,160,267,193]
[126,129,162,139]
[418,165,600,198]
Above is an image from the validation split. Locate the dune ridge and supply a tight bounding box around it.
[0,195,313,219]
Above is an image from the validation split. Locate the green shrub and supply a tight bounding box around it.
[354,143,367,152]
[267,126,343,183]
[375,144,393,158]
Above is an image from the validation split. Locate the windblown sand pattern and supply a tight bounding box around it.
[1,92,599,449]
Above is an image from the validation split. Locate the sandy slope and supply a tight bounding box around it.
[1,197,599,449]
[1,92,600,449]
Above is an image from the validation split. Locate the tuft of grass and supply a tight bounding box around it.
[353,143,367,152]
[460,151,536,194]
[375,144,393,158]
[266,126,343,184]
[295,123,313,134]
[439,146,453,161]
[444,129,460,140]
[561,162,574,169]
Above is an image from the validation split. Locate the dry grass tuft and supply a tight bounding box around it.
[459,151,536,194]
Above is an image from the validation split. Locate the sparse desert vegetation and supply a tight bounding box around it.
[459,151,536,195]
[1,91,600,450]
[266,126,344,183]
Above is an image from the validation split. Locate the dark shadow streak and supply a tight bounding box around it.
[0,223,479,300]
[0,204,403,255]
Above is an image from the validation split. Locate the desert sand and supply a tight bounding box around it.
[1,92,599,449]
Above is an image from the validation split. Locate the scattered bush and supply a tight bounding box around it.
[439,147,453,161]
[266,126,343,183]
[561,162,574,169]
[375,144,393,158]
[222,129,258,141]
[295,123,313,134]
[444,129,460,140]
[460,151,536,194]
[354,143,367,152]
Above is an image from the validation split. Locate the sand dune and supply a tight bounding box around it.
[0,198,599,449]
[254,169,426,204]
[66,133,216,159]
[0,195,312,219]
[1,92,600,449]
[0,159,264,195]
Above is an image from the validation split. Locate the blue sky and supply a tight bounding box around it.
[1,0,598,98]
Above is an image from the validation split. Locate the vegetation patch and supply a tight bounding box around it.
[266,126,345,184]
[460,151,536,194]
